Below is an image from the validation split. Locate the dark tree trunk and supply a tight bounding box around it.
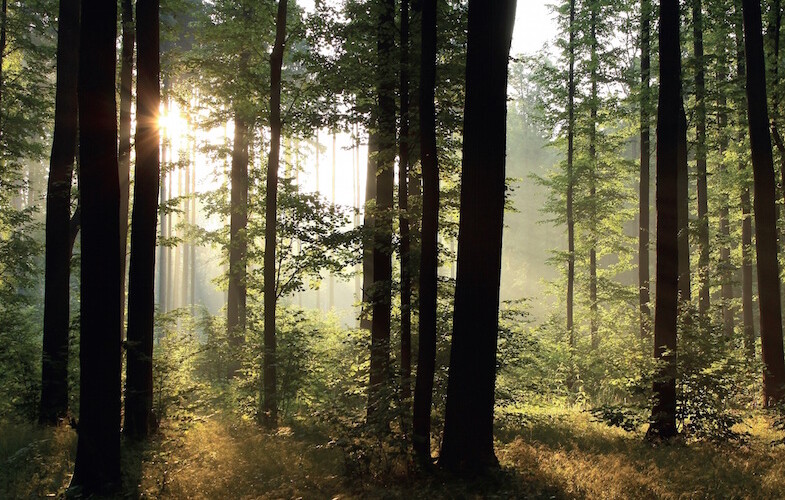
[566,0,576,365]
[226,109,248,379]
[40,0,80,426]
[589,2,599,350]
[717,57,735,339]
[647,0,680,441]
[124,0,159,440]
[439,0,516,472]
[262,0,287,429]
[742,0,785,405]
[736,0,756,360]
[398,0,412,419]
[367,0,397,426]
[71,0,122,493]
[413,0,438,460]
[361,124,377,331]
[639,0,651,339]
[119,0,134,337]
[693,0,710,315]
[677,102,691,304]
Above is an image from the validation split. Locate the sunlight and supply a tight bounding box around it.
[159,101,188,145]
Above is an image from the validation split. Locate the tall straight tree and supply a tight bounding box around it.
[413,0,438,459]
[647,0,680,441]
[741,0,785,405]
[588,0,599,349]
[440,0,516,471]
[693,0,710,315]
[368,0,397,424]
[398,0,412,419]
[70,0,122,493]
[118,0,134,336]
[677,102,691,303]
[262,0,288,429]
[125,0,160,440]
[567,0,576,350]
[638,0,651,339]
[40,0,80,425]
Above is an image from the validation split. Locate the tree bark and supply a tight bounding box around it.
[589,1,599,350]
[439,0,516,472]
[262,0,287,429]
[677,102,691,304]
[639,0,651,340]
[368,0,397,427]
[647,0,680,441]
[40,0,80,426]
[71,0,122,493]
[125,0,160,440]
[413,0,437,459]
[742,0,785,405]
[693,0,710,315]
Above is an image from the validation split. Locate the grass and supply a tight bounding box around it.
[3,409,785,498]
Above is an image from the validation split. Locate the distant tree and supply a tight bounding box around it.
[262,0,288,429]
[440,0,516,471]
[39,0,79,426]
[638,0,651,339]
[125,0,160,440]
[413,0,438,459]
[70,0,122,494]
[693,0,710,316]
[647,0,680,441]
[741,0,785,405]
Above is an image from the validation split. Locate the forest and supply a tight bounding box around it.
[5,0,785,497]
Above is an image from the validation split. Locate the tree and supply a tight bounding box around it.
[647,0,680,441]
[125,0,160,440]
[439,0,517,471]
[367,0,396,425]
[638,0,651,339]
[741,0,785,405]
[693,0,710,315]
[262,0,288,429]
[70,0,122,493]
[567,0,577,351]
[413,0,438,459]
[39,0,79,426]
[119,0,135,335]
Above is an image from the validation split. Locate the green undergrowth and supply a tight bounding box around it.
[3,409,785,499]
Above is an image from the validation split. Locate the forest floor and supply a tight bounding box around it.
[3,408,785,499]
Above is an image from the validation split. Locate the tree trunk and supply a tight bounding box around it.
[226,108,248,378]
[40,0,80,426]
[647,0,680,441]
[589,2,599,350]
[742,0,785,405]
[368,0,397,427]
[262,0,287,429]
[361,123,377,331]
[639,0,651,340]
[71,0,122,493]
[119,0,134,337]
[124,0,159,440]
[398,0,412,423]
[439,0,516,472]
[413,0,437,460]
[693,0,710,315]
[677,102,691,304]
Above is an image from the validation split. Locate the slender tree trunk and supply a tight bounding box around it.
[158,93,169,313]
[639,0,651,340]
[330,131,336,309]
[71,0,122,493]
[398,0,412,421]
[589,3,599,350]
[736,0,756,360]
[413,0,437,459]
[677,102,691,304]
[567,0,576,357]
[439,0,516,472]
[262,0,287,429]
[361,123,377,331]
[647,0,680,441]
[40,0,80,426]
[368,0,397,427]
[226,108,248,378]
[693,0,710,315]
[717,48,735,338]
[119,0,134,337]
[742,0,785,405]
[125,0,159,440]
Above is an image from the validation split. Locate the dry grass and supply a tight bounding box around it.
[3,411,785,499]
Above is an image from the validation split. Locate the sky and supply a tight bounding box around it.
[512,2,556,56]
